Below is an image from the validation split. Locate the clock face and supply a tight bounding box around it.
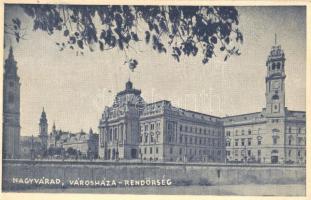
[272,81,280,89]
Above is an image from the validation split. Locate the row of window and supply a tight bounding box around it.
[288,149,305,157]
[288,137,306,146]
[141,122,161,132]
[168,134,223,147]
[227,149,261,157]
[288,127,304,134]
[179,124,221,136]
[226,129,252,137]
[228,138,260,147]
[139,134,159,143]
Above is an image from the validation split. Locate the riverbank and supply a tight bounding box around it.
[18,184,305,196]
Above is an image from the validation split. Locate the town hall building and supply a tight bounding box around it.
[98,43,306,164]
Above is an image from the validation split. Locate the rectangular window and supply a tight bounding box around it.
[156,122,160,129]
[258,140,262,145]
[144,147,147,154]
[145,135,148,143]
[145,125,148,131]
[151,124,155,130]
[170,147,173,154]
[150,147,153,154]
[226,131,231,136]
[179,148,182,155]
[288,150,291,157]
[247,150,251,156]
[156,147,159,154]
[273,137,277,145]
[150,135,154,143]
[248,130,252,135]
[248,138,252,146]
[258,150,261,157]
[241,139,245,146]
[180,125,183,132]
[235,139,239,146]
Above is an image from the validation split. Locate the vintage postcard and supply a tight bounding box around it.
[1,0,309,199]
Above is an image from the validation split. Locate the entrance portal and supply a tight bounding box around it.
[131,149,137,159]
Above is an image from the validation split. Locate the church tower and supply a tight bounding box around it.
[39,108,48,151]
[3,47,21,159]
[265,39,286,116]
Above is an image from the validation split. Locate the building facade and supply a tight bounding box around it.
[223,44,306,164]
[3,47,21,159]
[98,81,225,162]
[47,122,99,158]
[98,43,306,164]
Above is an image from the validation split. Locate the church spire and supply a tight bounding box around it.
[8,46,14,60]
[4,46,18,76]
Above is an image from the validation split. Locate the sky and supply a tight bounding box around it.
[3,5,306,136]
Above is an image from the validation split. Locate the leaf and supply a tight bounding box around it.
[99,40,104,51]
[172,53,180,62]
[145,31,150,43]
[69,36,76,44]
[211,36,217,44]
[64,29,69,37]
[77,40,84,49]
[131,32,139,41]
[224,55,228,61]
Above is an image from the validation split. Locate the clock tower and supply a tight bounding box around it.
[265,43,286,115]
[3,47,21,159]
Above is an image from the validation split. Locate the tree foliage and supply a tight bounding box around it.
[8,5,243,68]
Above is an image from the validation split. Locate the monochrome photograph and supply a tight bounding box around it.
[1,2,308,197]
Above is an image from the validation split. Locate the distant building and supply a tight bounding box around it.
[3,47,21,159]
[19,136,41,159]
[98,43,306,164]
[47,121,99,158]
